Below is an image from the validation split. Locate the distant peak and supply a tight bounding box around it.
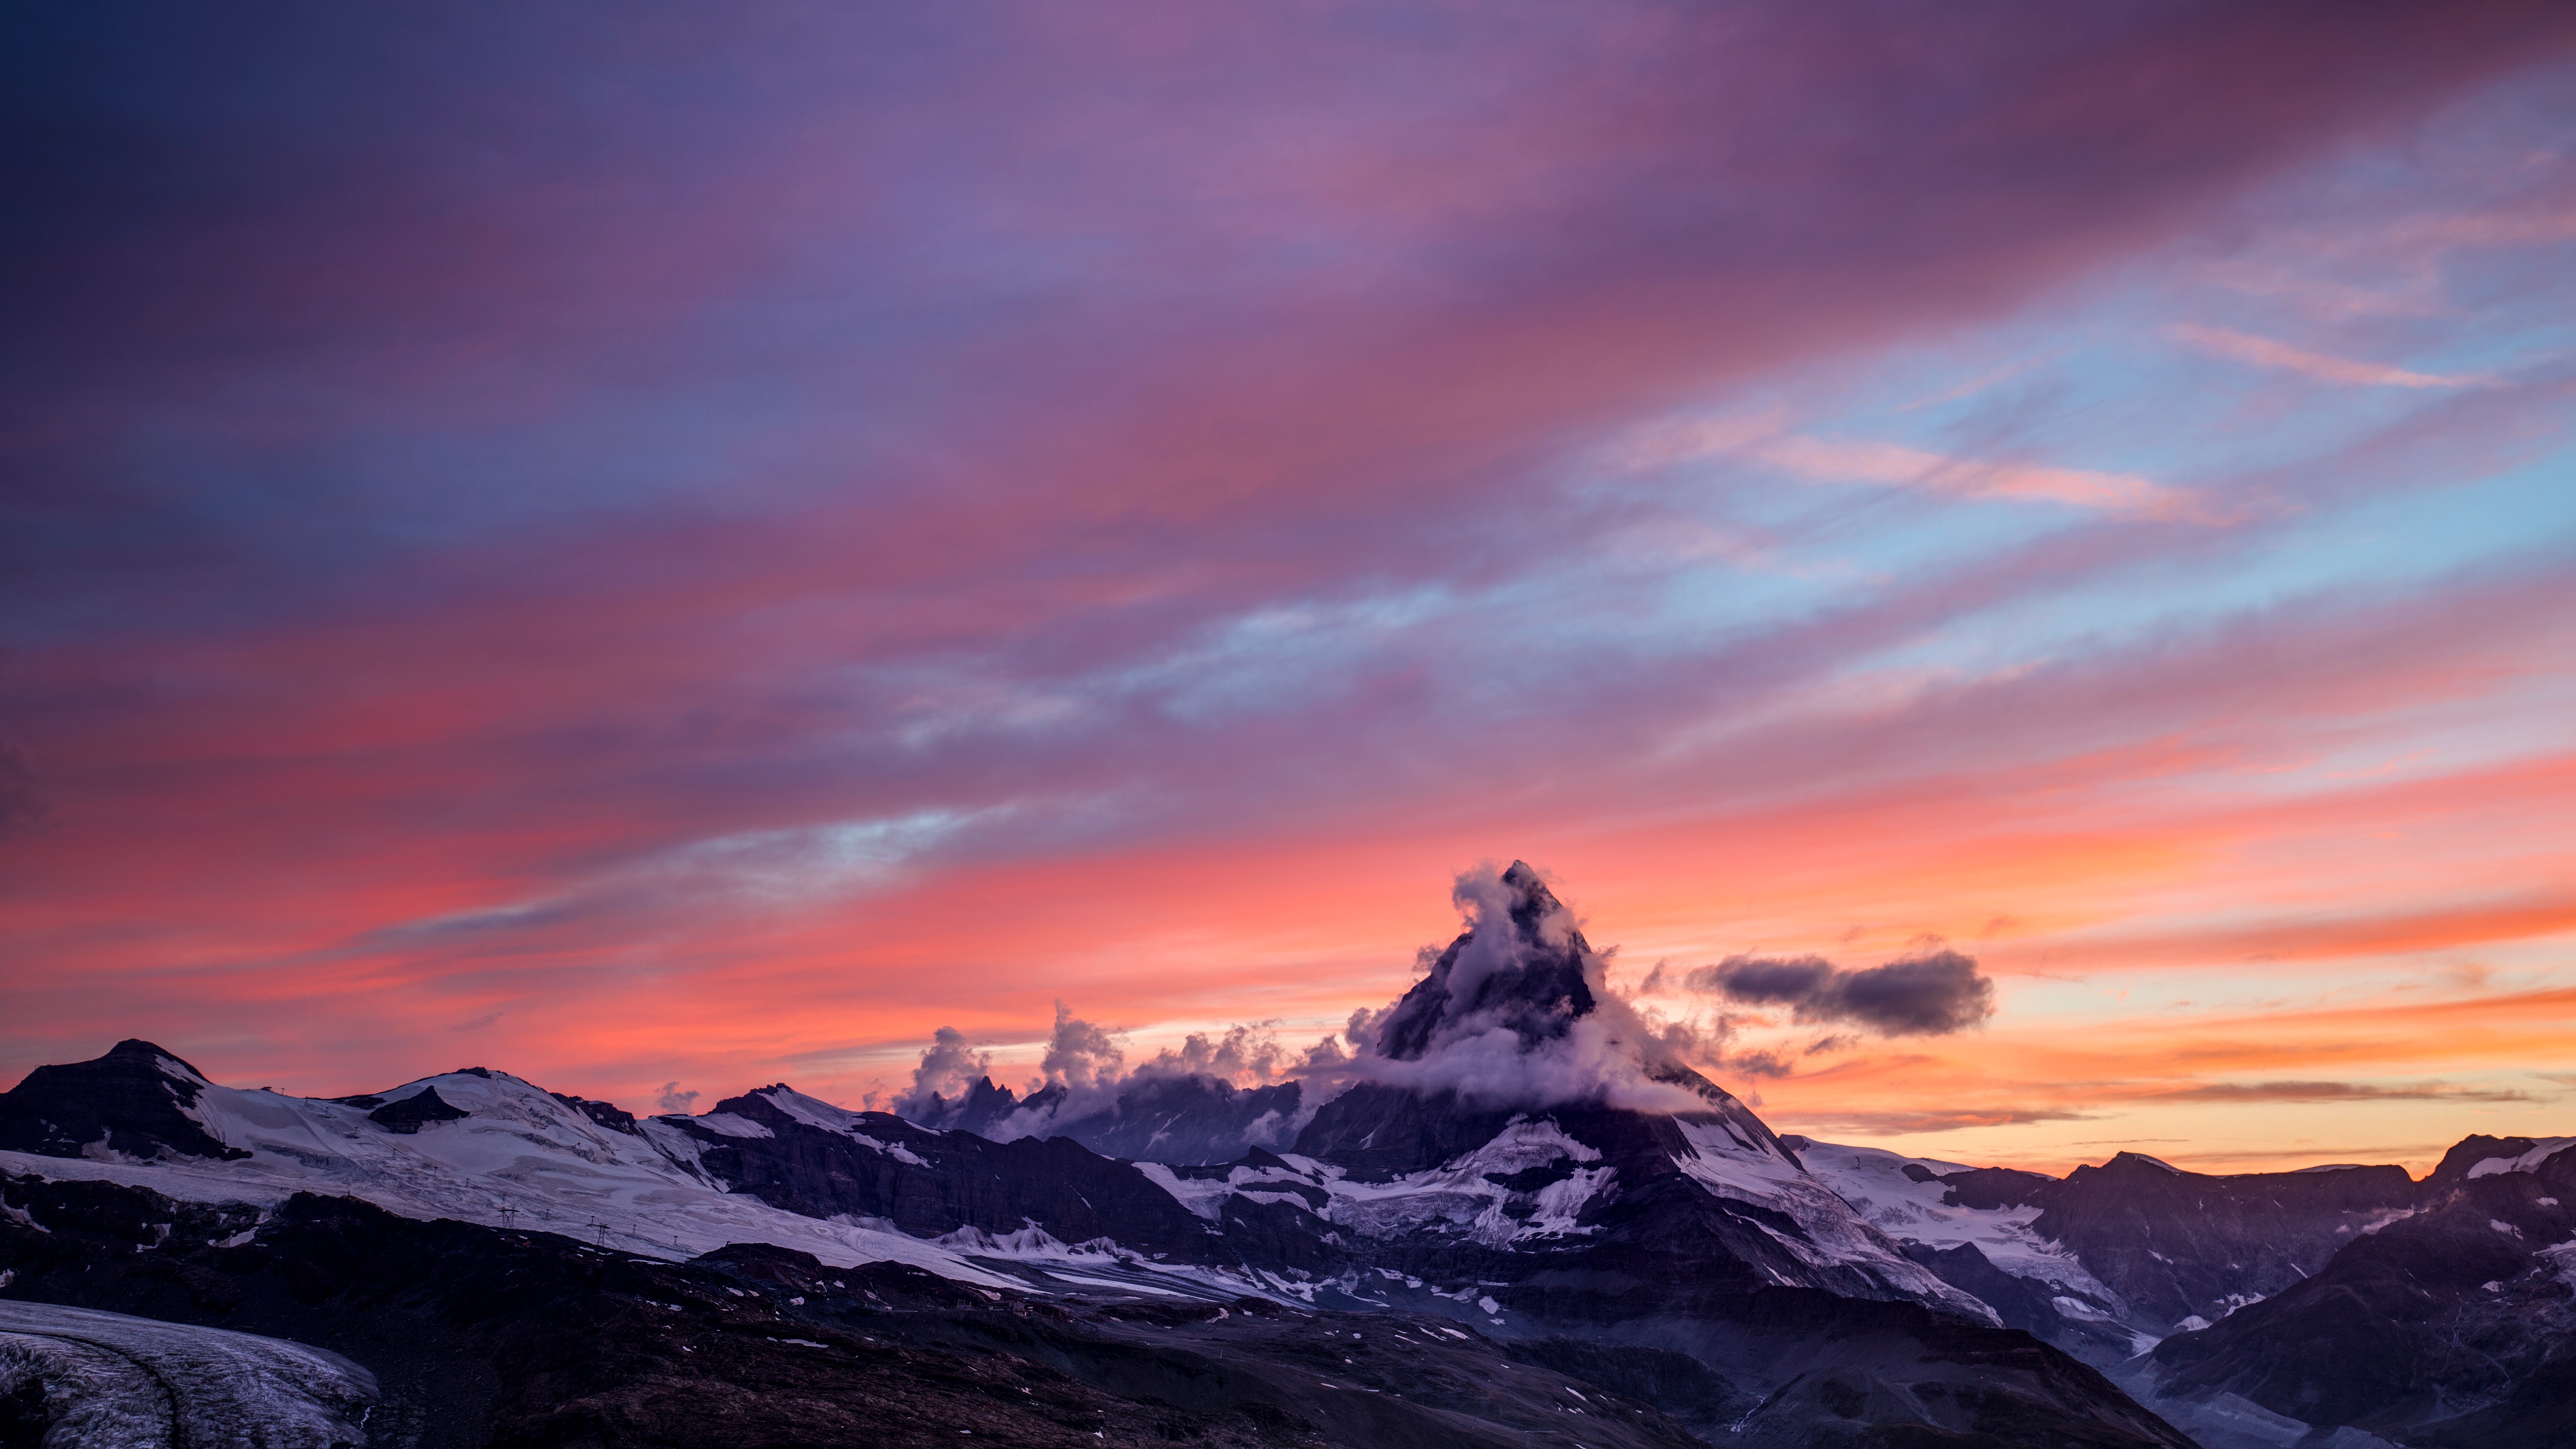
[105,1039,214,1083]
[1497,861,1564,936]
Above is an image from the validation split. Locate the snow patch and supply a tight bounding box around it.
[2467,1138,2575,1179]
[1787,1139,2103,1318]
[746,1088,932,1165]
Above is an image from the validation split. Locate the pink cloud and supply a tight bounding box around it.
[2166,323,2489,388]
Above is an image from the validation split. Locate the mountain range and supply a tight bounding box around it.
[2,865,2567,1448]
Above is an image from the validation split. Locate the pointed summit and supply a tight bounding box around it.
[1497,860,1564,935]
[1375,860,1597,1060]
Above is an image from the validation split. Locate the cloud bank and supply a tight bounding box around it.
[887,862,1805,1159]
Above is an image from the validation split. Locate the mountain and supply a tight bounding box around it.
[909,1071,1309,1166]
[0,1171,1732,1449]
[3,864,2566,1447]
[1793,1133,2576,1449]
[2145,1137,2576,1449]
[0,1038,250,1162]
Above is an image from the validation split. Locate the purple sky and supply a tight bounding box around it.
[7,3,2576,1173]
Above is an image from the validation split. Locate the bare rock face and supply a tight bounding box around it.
[368,1085,470,1134]
[2028,1152,2421,1329]
[666,1085,1232,1262]
[2149,1142,2576,1449]
[1375,860,1599,1061]
[547,1091,640,1135]
[0,1039,248,1162]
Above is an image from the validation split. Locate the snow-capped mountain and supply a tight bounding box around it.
[0,1031,2189,1449]
[3,865,2569,1447]
[0,1039,1211,1297]
[1790,1131,2576,1449]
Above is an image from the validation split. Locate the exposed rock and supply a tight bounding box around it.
[547,1092,639,1136]
[672,1086,1229,1261]
[0,1040,248,1162]
[1376,860,1597,1061]
[2029,1153,2420,1328]
[2150,1143,2576,1448]
[369,1086,470,1134]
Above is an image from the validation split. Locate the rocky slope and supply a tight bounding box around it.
[2144,1138,2576,1449]
[1790,1132,2576,1449]
[1,1168,1737,1448]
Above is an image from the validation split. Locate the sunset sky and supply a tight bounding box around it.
[7,3,2575,1176]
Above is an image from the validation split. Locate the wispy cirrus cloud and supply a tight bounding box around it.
[1777,1106,2105,1136]
[2166,323,2490,388]
[2148,1079,2534,1103]
[1628,410,2190,515]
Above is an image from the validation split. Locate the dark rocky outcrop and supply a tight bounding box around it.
[673,1088,1228,1262]
[1052,1074,1304,1165]
[1932,1165,2055,1210]
[1292,1082,1527,1178]
[913,1071,1304,1166]
[1905,1241,2142,1363]
[910,1074,1031,1138]
[2425,1133,2540,1186]
[2149,1142,2576,1448]
[369,1086,470,1134]
[547,1092,638,1136]
[0,1039,247,1162]
[2027,1152,2420,1327]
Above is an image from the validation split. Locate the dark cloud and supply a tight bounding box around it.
[2153,1080,2533,1104]
[656,1081,699,1113]
[1685,948,1995,1035]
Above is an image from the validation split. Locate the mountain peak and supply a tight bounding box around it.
[0,1039,246,1161]
[1375,861,1597,1061]
[104,1038,215,1084]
